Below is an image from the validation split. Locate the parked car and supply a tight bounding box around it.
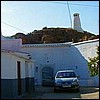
[54,70,79,92]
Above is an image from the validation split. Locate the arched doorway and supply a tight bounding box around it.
[42,66,54,86]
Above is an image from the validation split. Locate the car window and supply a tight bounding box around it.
[56,72,76,78]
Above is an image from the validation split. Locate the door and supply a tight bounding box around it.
[42,67,54,86]
[17,61,22,95]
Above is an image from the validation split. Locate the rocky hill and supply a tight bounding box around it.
[11,27,99,44]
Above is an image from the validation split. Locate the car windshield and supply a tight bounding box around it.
[56,72,76,78]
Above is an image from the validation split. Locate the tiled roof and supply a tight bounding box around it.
[22,42,72,47]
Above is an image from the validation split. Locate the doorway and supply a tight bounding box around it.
[42,67,54,86]
[17,61,22,95]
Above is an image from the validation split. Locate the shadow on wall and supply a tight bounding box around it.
[68,45,99,87]
[67,45,90,78]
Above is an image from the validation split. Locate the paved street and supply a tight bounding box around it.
[22,85,99,99]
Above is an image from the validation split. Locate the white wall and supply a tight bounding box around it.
[1,52,26,79]
[1,39,22,51]
[21,39,99,85]
[74,40,99,61]
[21,45,89,84]
[28,61,34,78]
[21,46,71,84]
[74,40,99,86]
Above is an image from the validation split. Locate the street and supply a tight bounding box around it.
[22,85,99,99]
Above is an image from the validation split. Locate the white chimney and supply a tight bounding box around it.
[73,13,84,33]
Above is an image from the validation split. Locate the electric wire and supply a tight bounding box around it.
[41,1,99,8]
[1,21,27,33]
[67,1,72,28]
[1,1,98,34]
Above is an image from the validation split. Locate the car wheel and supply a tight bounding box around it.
[54,88,58,92]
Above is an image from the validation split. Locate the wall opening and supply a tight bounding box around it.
[42,66,54,86]
[17,61,22,95]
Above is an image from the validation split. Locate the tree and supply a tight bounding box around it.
[42,26,47,30]
[88,46,99,76]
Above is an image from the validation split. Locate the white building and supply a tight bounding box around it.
[1,35,35,99]
[1,34,99,98]
[21,39,99,87]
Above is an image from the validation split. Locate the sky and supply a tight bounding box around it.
[1,1,99,36]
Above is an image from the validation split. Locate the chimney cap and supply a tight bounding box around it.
[73,13,79,16]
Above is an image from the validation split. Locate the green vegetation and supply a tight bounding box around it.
[88,46,99,76]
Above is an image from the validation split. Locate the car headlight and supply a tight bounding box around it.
[72,80,79,85]
[55,80,62,85]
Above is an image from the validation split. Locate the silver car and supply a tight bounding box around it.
[54,70,79,92]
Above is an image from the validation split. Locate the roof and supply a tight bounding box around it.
[22,42,72,48]
[72,39,99,46]
[1,49,32,60]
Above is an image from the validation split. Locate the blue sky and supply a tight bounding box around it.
[1,1,99,36]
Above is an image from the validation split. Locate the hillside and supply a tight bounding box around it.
[11,27,99,44]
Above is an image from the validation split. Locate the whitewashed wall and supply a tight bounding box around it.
[21,45,89,85]
[73,39,99,86]
[27,61,34,78]
[73,39,99,61]
[1,39,22,51]
[21,39,99,86]
[1,52,27,79]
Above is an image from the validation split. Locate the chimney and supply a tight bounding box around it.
[73,13,84,33]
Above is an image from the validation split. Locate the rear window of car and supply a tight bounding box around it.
[56,72,76,78]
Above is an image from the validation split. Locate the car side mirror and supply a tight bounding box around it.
[77,75,80,78]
